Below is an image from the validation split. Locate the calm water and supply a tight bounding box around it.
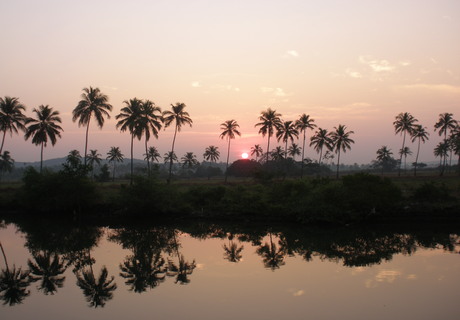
[0,219,459,320]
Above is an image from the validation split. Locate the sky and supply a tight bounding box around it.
[1,0,459,164]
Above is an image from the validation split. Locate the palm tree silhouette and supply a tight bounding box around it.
[0,96,27,154]
[0,151,14,182]
[75,261,116,308]
[330,124,355,179]
[434,113,457,173]
[86,149,102,179]
[181,152,199,168]
[72,87,112,166]
[256,233,286,270]
[0,241,31,306]
[250,144,263,162]
[276,120,299,159]
[288,143,301,160]
[203,145,220,162]
[27,251,66,295]
[398,146,412,173]
[270,146,285,161]
[410,125,429,176]
[255,108,282,162]
[24,105,63,173]
[434,141,449,176]
[144,146,161,166]
[375,146,393,175]
[166,232,196,285]
[106,146,124,182]
[162,103,193,184]
[295,114,316,178]
[393,112,418,176]
[163,151,178,164]
[223,237,244,263]
[139,100,162,176]
[310,128,332,165]
[116,98,143,185]
[220,120,241,183]
[119,253,166,293]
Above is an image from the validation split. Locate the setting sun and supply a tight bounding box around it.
[241,152,249,159]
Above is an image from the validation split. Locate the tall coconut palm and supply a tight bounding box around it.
[295,114,316,178]
[28,252,66,295]
[398,146,412,172]
[410,125,429,176]
[119,253,166,293]
[256,233,286,270]
[255,108,281,162]
[0,96,27,154]
[393,112,418,176]
[288,143,301,160]
[250,144,263,162]
[376,146,394,175]
[87,149,102,179]
[72,87,112,166]
[223,240,244,263]
[145,146,161,163]
[203,145,220,163]
[139,100,162,176]
[181,152,199,169]
[163,151,178,164]
[0,151,14,181]
[162,103,193,184]
[271,146,286,161]
[309,128,332,165]
[24,105,63,173]
[434,112,457,142]
[330,124,355,179]
[276,120,299,158]
[434,141,449,176]
[75,266,117,308]
[116,98,143,185]
[106,147,124,182]
[220,119,241,183]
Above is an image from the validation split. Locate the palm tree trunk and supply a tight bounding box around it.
[168,125,178,184]
[145,138,150,177]
[40,142,44,174]
[0,130,6,154]
[84,117,92,167]
[130,133,134,185]
[300,130,306,179]
[336,150,341,179]
[0,241,9,270]
[112,162,116,182]
[224,137,231,183]
[266,136,271,163]
[414,138,421,176]
[398,131,406,176]
[318,146,323,165]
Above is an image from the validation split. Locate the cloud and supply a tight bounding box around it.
[191,81,201,88]
[283,50,299,58]
[359,55,395,73]
[399,60,411,67]
[345,68,363,78]
[261,87,290,97]
[397,83,460,94]
[375,270,401,283]
[293,290,305,297]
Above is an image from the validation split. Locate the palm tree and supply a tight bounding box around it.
[220,119,241,183]
[434,112,457,142]
[181,152,199,168]
[295,114,316,178]
[203,145,220,163]
[309,128,332,165]
[163,151,178,164]
[75,266,117,308]
[375,146,394,175]
[0,96,27,154]
[87,149,102,179]
[163,103,193,183]
[393,112,418,176]
[119,253,166,293]
[145,146,161,163]
[271,146,286,161]
[250,144,263,161]
[398,146,412,172]
[223,240,244,263]
[139,100,162,176]
[0,241,31,306]
[255,108,282,162]
[330,124,355,179]
[116,98,143,185]
[288,143,301,160]
[434,141,449,176]
[410,125,429,176]
[0,151,14,181]
[106,147,124,182]
[72,87,112,166]
[276,120,299,158]
[27,252,66,295]
[256,233,286,270]
[24,105,63,173]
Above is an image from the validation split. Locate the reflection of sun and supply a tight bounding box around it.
[242,152,249,159]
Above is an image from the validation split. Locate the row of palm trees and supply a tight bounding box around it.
[392,112,459,176]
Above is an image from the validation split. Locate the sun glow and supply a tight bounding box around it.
[241,152,249,159]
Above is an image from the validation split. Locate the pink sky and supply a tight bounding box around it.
[1,0,459,164]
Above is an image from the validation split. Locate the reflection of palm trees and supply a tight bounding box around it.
[28,251,66,295]
[166,232,196,284]
[0,241,31,306]
[120,253,166,293]
[256,233,286,270]
[223,240,244,263]
[75,266,117,308]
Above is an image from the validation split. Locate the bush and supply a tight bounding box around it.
[412,182,452,202]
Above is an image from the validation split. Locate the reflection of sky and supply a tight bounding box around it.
[1,224,459,320]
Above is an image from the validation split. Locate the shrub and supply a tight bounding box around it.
[412,182,451,202]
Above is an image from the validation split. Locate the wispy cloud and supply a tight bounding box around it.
[359,55,395,73]
[397,83,460,94]
[261,87,291,97]
[191,81,201,88]
[345,68,363,78]
[283,50,299,58]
